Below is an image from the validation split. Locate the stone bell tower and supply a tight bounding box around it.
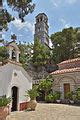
[34,13,49,46]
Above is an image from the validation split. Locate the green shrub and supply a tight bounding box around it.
[45,93,54,103]
[26,85,39,100]
[0,96,11,107]
[45,91,61,103]
[66,91,73,100]
[76,88,80,100]
[55,91,61,100]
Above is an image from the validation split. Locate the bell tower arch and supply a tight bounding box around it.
[7,35,20,62]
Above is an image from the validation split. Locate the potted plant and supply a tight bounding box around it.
[0,95,11,120]
[45,92,57,103]
[66,91,74,104]
[76,88,80,100]
[45,93,54,103]
[26,85,39,110]
[75,88,80,104]
[38,77,53,102]
[55,91,61,103]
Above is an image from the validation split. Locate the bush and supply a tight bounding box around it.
[76,88,80,100]
[66,91,73,100]
[45,93,54,103]
[0,96,11,107]
[26,85,39,100]
[55,91,61,100]
[45,91,61,103]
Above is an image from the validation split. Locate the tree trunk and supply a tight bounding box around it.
[44,91,48,101]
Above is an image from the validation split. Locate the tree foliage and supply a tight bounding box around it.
[0,46,9,62]
[0,1,14,31]
[18,42,33,69]
[38,75,53,100]
[7,0,35,22]
[50,27,79,63]
[32,38,50,67]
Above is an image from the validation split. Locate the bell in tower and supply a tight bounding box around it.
[34,13,49,46]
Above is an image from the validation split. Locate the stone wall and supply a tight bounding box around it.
[52,71,80,99]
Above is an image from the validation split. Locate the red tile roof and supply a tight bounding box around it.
[51,67,80,75]
[58,58,80,65]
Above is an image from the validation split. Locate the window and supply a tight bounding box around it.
[37,27,41,32]
[40,17,42,21]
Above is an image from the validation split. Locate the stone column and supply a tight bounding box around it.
[16,51,20,62]
[9,48,12,60]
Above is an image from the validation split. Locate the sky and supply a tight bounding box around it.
[3,0,80,44]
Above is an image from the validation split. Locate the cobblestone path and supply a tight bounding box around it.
[7,103,80,120]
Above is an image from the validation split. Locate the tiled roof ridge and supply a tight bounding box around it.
[7,59,22,66]
[58,58,80,65]
[51,67,80,75]
[0,59,22,68]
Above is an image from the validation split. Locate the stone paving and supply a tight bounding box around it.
[7,103,80,120]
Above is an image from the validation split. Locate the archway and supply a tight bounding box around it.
[12,49,16,60]
[58,76,76,99]
[11,86,18,111]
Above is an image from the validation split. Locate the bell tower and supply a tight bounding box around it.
[7,35,20,63]
[34,13,49,46]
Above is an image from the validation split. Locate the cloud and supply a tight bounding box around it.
[49,39,53,48]
[2,34,5,39]
[50,0,77,7]
[50,0,61,8]
[60,18,70,28]
[66,0,77,4]
[17,34,23,37]
[11,18,35,35]
[64,23,70,28]
[60,18,66,25]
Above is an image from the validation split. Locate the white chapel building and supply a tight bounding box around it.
[0,40,32,111]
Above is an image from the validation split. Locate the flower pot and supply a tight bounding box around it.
[28,100,37,110]
[0,106,9,120]
[70,100,74,104]
[56,100,61,103]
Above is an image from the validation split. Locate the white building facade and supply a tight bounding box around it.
[0,40,32,111]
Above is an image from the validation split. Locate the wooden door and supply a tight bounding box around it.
[64,83,70,98]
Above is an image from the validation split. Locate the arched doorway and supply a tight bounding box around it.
[11,86,18,111]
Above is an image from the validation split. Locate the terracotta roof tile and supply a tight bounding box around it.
[58,58,80,65]
[51,67,80,75]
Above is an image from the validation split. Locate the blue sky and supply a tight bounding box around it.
[3,0,80,43]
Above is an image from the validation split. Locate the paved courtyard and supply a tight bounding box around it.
[7,103,80,120]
